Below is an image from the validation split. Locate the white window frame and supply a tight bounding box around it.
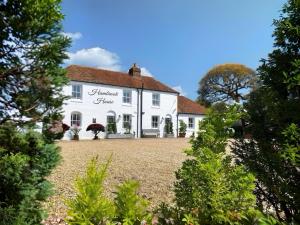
[123,114,132,128]
[72,84,82,99]
[71,112,82,126]
[188,117,195,129]
[152,116,159,128]
[123,89,132,104]
[152,93,160,107]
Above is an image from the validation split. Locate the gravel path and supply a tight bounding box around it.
[44,138,189,223]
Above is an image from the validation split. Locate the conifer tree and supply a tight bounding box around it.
[0,0,70,224]
[233,0,300,222]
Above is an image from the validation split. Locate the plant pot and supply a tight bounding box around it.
[73,134,79,140]
[178,133,186,138]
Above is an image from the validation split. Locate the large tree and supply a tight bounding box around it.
[0,0,70,125]
[233,0,300,222]
[197,63,256,106]
[0,0,70,224]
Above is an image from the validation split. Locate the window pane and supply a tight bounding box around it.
[72,84,82,99]
[152,116,159,128]
[123,114,132,128]
[152,93,160,106]
[123,90,132,104]
[71,112,81,126]
[188,118,194,128]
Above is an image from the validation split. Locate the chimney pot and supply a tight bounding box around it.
[128,63,141,77]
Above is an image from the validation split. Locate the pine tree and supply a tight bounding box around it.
[233,0,300,222]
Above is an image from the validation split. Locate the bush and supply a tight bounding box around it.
[0,123,61,225]
[179,120,187,136]
[86,123,105,139]
[43,121,70,142]
[66,156,151,225]
[174,105,258,224]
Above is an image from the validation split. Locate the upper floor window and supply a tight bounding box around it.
[72,84,82,99]
[71,112,82,126]
[188,117,194,129]
[123,90,132,104]
[152,116,159,128]
[152,93,160,106]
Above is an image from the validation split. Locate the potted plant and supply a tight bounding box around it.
[43,121,70,141]
[71,124,81,140]
[164,121,174,138]
[107,121,117,134]
[179,120,187,138]
[86,123,105,140]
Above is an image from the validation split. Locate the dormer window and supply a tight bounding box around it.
[152,93,160,106]
[72,84,82,99]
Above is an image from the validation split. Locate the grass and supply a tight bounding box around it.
[45,138,189,219]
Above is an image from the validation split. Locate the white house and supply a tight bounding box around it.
[62,64,206,139]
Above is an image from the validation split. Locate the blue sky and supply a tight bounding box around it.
[62,0,285,99]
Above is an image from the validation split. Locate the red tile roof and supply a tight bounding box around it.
[178,96,206,115]
[66,65,178,94]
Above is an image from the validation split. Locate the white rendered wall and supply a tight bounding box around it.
[141,90,178,137]
[62,81,178,139]
[178,114,205,137]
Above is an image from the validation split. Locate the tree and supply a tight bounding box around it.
[0,0,70,126]
[197,64,256,106]
[0,0,70,224]
[233,0,300,222]
[86,123,105,139]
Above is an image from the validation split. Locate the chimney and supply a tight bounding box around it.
[128,63,141,77]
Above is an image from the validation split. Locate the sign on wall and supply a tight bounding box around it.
[88,88,119,104]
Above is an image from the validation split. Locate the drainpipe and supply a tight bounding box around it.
[176,113,179,137]
[140,83,144,138]
[136,88,139,138]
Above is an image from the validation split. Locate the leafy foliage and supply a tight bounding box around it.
[233,0,300,222]
[107,122,117,134]
[114,180,151,224]
[179,120,187,135]
[66,157,151,225]
[66,157,116,225]
[197,63,256,106]
[43,121,70,142]
[86,123,105,139]
[0,123,61,225]
[0,0,71,126]
[174,105,257,225]
[0,0,68,224]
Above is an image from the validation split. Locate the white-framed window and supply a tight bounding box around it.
[71,112,82,126]
[107,115,115,124]
[72,84,82,99]
[123,114,132,129]
[188,117,194,129]
[152,116,159,128]
[152,93,160,106]
[123,90,132,104]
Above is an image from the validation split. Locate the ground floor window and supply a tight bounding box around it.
[188,117,194,129]
[71,112,82,126]
[123,114,132,129]
[152,116,159,128]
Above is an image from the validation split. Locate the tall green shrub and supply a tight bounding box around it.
[174,105,257,224]
[233,0,300,222]
[0,124,61,225]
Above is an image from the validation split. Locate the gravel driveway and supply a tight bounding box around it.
[45,138,189,220]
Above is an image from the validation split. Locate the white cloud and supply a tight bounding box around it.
[140,67,153,77]
[65,47,122,71]
[61,32,82,41]
[172,85,187,96]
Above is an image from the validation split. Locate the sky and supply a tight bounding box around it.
[62,0,286,99]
